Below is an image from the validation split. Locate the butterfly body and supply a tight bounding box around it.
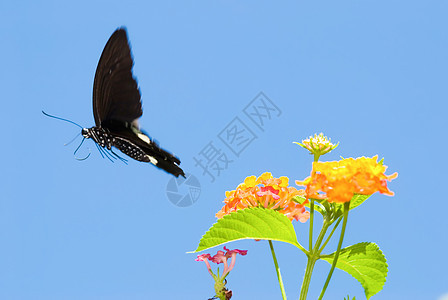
[80,27,184,177]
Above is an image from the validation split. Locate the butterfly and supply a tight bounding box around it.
[45,28,185,178]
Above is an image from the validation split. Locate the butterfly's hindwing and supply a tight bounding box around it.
[113,137,156,164]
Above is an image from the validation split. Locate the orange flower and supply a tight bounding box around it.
[296,156,397,203]
[216,172,309,222]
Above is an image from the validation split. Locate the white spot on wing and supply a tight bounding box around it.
[137,133,151,144]
[146,155,158,165]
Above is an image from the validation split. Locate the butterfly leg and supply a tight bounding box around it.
[95,143,115,163]
[110,149,128,164]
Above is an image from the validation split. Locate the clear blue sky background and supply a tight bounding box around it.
[1,1,447,299]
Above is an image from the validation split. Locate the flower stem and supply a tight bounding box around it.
[308,199,314,250]
[299,220,330,300]
[317,202,350,300]
[308,154,320,251]
[299,256,317,300]
[214,283,227,300]
[318,217,342,253]
[269,240,287,300]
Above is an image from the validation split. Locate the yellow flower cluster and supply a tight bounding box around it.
[296,156,397,203]
[216,172,310,222]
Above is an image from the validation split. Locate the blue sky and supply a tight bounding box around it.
[1,1,447,299]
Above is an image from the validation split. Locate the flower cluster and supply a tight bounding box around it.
[196,246,248,279]
[294,133,338,156]
[196,247,247,300]
[216,172,310,222]
[296,156,398,203]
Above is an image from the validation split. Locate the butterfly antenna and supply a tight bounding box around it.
[64,132,82,146]
[73,137,91,161]
[42,110,83,129]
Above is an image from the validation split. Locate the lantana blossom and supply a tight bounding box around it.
[195,254,213,276]
[216,172,310,222]
[296,156,398,203]
[294,133,338,156]
[196,247,248,278]
[196,247,247,300]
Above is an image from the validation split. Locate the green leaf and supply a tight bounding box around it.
[321,242,388,299]
[293,195,307,205]
[348,194,371,211]
[193,208,299,252]
[293,195,325,215]
[295,194,370,218]
[333,194,371,216]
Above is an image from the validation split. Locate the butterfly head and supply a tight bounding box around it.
[82,128,91,139]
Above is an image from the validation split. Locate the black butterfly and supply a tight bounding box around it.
[46,28,185,178]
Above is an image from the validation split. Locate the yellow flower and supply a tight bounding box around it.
[239,175,256,189]
[279,176,289,187]
[216,173,309,222]
[296,156,397,203]
[256,172,273,184]
[294,133,338,156]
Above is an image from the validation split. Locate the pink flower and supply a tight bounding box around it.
[196,247,248,278]
[196,253,213,276]
[224,246,248,257]
[256,186,281,200]
[211,250,229,275]
[195,253,211,262]
[222,247,248,277]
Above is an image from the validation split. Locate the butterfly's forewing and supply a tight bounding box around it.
[93,28,142,126]
[89,28,185,178]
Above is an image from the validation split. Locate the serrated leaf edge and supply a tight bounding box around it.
[191,208,299,253]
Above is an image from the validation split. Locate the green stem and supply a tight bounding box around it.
[299,153,323,300]
[317,202,350,300]
[299,257,317,300]
[318,217,342,254]
[308,199,315,250]
[213,277,227,300]
[313,221,331,254]
[308,154,320,251]
[299,220,331,300]
[269,240,287,300]
[295,242,308,255]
